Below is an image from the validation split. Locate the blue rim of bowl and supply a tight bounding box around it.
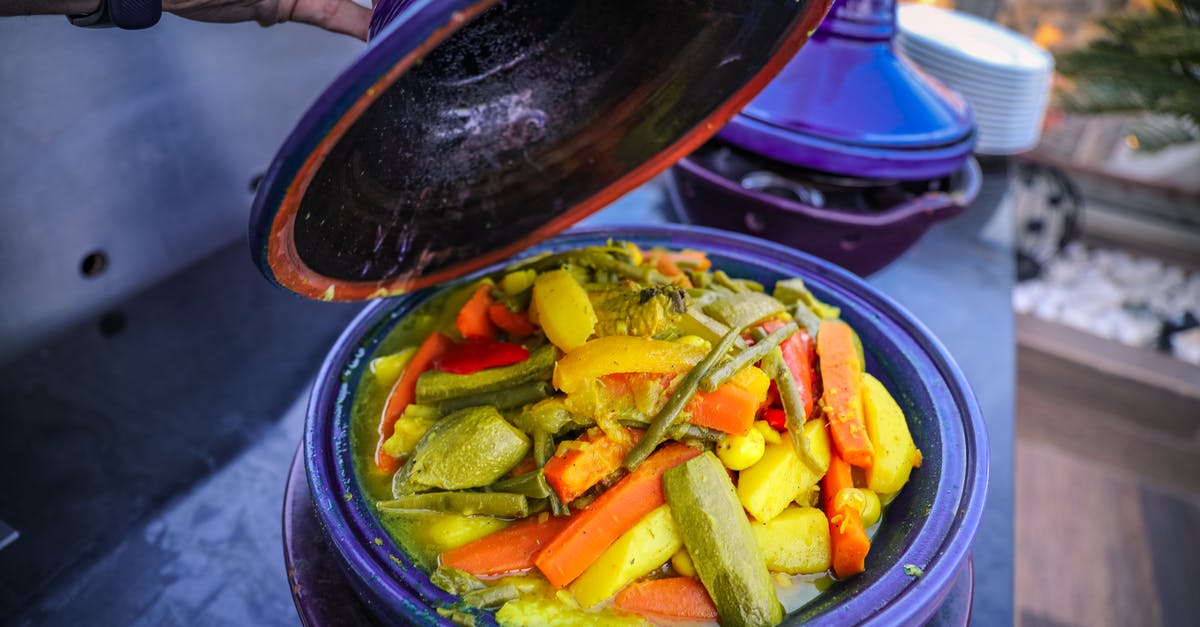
[305,224,989,626]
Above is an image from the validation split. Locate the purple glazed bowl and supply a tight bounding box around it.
[668,151,982,276]
[304,224,988,626]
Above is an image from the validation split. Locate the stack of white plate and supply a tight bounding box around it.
[897,4,1054,155]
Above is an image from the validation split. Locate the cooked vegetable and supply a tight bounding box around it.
[488,304,537,338]
[436,339,529,375]
[436,381,553,416]
[500,269,537,295]
[749,506,832,575]
[823,452,871,578]
[699,321,797,393]
[377,332,454,472]
[817,320,875,469]
[715,427,766,470]
[532,269,597,351]
[664,452,783,627]
[402,406,531,491]
[736,418,831,523]
[489,470,554,499]
[440,515,572,577]
[370,347,417,390]
[832,487,882,528]
[624,326,744,470]
[535,443,701,588]
[569,505,682,607]
[415,345,556,404]
[350,243,925,624]
[773,278,841,320]
[678,307,732,345]
[413,513,511,554]
[552,336,705,396]
[703,292,786,329]
[686,382,760,436]
[670,549,697,578]
[761,319,816,420]
[862,373,920,495]
[380,404,438,460]
[430,565,487,595]
[457,282,499,340]
[543,427,641,503]
[613,577,719,622]
[378,491,530,518]
[763,347,821,473]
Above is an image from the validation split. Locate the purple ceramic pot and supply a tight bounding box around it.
[305,225,988,626]
[668,152,981,276]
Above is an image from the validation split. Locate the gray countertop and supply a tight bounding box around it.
[1,171,1014,626]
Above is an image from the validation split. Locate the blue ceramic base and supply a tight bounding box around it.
[282,443,974,626]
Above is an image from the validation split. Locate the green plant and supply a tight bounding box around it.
[1056,0,1200,151]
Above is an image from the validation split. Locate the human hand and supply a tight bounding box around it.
[165,0,371,40]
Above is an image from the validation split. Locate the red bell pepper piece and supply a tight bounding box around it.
[435,338,529,375]
[761,320,817,420]
[762,407,788,432]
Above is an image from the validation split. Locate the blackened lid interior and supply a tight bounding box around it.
[250,0,831,301]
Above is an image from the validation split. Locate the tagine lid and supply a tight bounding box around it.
[248,0,832,302]
[717,0,976,181]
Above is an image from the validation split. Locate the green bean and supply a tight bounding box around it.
[488,469,553,499]
[430,566,486,595]
[763,348,823,473]
[699,322,798,392]
[624,323,745,470]
[376,491,529,518]
[435,381,552,415]
[532,430,555,467]
[712,270,746,293]
[788,303,823,339]
[462,584,520,609]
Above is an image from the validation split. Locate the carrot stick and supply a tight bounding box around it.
[440,515,572,577]
[535,442,702,587]
[544,427,643,503]
[487,304,537,338]
[456,284,497,340]
[375,332,453,472]
[823,452,870,578]
[816,319,874,468]
[613,577,719,621]
[686,383,758,435]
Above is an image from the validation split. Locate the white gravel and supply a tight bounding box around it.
[1014,242,1200,365]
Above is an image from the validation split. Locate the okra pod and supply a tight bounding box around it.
[488,469,553,499]
[376,491,529,518]
[415,345,556,404]
[435,381,552,415]
[703,292,786,329]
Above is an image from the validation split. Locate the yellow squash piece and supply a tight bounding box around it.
[369,346,417,390]
[749,506,832,575]
[413,513,510,554]
[532,270,598,352]
[861,373,920,495]
[552,336,707,395]
[737,418,831,522]
[568,505,682,607]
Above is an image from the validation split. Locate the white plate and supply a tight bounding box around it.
[898,5,1053,73]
